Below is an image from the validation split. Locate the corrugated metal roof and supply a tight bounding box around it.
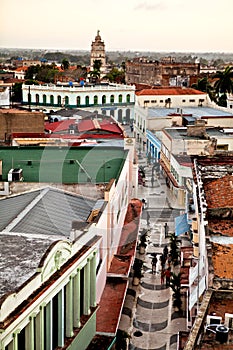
[10,188,95,236]
[0,190,40,231]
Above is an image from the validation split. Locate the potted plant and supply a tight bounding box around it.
[138,229,148,254]
[170,272,183,311]
[132,258,144,286]
[169,232,180,266]
[115,329,131,350]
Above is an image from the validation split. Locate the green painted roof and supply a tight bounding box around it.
[0,146,127,184]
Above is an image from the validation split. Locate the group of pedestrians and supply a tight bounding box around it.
[151,245,172,287]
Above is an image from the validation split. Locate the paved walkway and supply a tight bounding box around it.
[118,154,187,350]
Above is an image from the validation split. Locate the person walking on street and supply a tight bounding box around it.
[165,267,171,287]
[164,222,169,238]
[146,211,150,226]
[161,269,165,285]
[151,176,154,188]
[160,254,166,270]
[167,254,172,268]
[151,255,157,274]
[163,245,169,260]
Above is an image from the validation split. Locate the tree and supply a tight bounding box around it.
[213,66,233,106]
[104,67,125,83]
[61,58,70,70]
[12,82,23,102]
[115,329,130,350]
[191,77,215,101]
[169,232,180,266]
[35,65,59,83]
[93,59,102,71]
[90,69,100,83]
[25,65,40,80]
[170,272,183,311]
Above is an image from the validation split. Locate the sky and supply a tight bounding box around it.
[1,0,233,52]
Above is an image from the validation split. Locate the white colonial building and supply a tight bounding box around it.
[22,82,135,123]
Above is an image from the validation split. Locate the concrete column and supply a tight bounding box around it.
[73,269,81,328]
[12,330,20,350]
[58,288,65,347]
[45,301,53,350]
[35,304,45,350]
[65,277,74,338]
[84,259,91,315]
[25,314,36,350]
[90,253,97,307]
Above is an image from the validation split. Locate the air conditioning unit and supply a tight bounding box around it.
[8,169,23,182]
[225,313,233,328]
[206,315,222,326]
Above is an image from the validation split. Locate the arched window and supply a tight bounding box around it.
[77,96,81,106]
[102,95,106,104]
[110,110,115,117]
[126,94,130,103]
[110,95,114,103]
[118,109,123,123]
[35,94,39,105]
[57,95,61,106]
[94,95,98,105]
[85,96,89,106]
[50,95,54,105]
[118,94,122,103]
[43,94,47,104]
[65,96,69,106]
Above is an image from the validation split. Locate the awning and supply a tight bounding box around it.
[175,213,190,236]
[159,159,179,188]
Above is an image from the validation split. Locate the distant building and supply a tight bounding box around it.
[125,57,200,87]
[134,87,210,151]
[0,108,44,143]
[22,82,135,123]
[90,30,107,76]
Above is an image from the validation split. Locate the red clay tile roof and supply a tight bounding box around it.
[96,277,128,335]
[204,175,233,209]
[136,87,205,96]
[44,119,76,132]
[77,119,123,135]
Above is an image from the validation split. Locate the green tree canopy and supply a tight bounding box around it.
[104,67,125,83]
[214,66,233,94]
[93,59,102,71]
[61,58,70,70]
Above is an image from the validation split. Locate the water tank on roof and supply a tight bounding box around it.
[215,325,229,344]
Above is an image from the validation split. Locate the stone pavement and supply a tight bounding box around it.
[118,155,187,350]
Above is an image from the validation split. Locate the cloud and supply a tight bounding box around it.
[134,1,165,11]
